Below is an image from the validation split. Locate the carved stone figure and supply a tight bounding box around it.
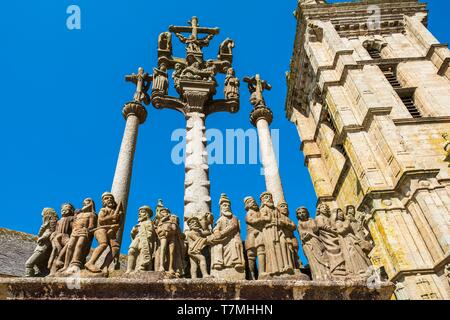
[218,38,234,62]
[85,193,123,273]
[25,208,58,277]
[158,31,172,57]
[277,202,299,271]
[315,203,347,280]
[244,196,266,280]
[62,198,96,275]
[170,16,218,55]
[154,206,185,276]
[126,206,157,273]
[48,203,75,275]
[258,191,293,277]
[224,68,239,100]
[185,216,211,279]
[346,205,373,255]
[333,208,372,277]
[296,207,330,281]
[125,67,153,105]
[152,63,169,96]
[209,194,245,279]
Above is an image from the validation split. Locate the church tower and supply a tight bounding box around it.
[286,0,450,299]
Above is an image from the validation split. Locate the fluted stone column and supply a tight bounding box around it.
[251,105,285,206]
[111,101,147,247]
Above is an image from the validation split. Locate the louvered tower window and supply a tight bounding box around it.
[380,65,422,118]
[367,47,382,59]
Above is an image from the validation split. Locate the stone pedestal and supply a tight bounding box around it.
[0,277,395,300]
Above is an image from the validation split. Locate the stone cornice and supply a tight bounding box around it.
[389,253,450,283]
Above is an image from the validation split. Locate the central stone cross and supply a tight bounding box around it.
[151,17,240,227]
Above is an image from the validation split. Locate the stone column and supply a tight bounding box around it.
[250,105,285,206]
[111,101,147,247]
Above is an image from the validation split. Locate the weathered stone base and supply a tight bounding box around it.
[211,268,246,281]
[0,277,394,300]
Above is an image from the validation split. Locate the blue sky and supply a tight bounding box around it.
[0,0,448,260]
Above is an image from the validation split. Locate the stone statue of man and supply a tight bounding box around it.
[209,193,245,279]
[62,198,96,275]
[185,216,212,279]
[48,203,75,275]
[154,207,185,276]
[315,203,347,280]
[85,192,123,273]
[296,207,330,281]
[244,196,266,280]
[258,191,287,276]
[277,202,298,273]
[126,206,157,273]
[224,68,240,100]
[25,208,58,277]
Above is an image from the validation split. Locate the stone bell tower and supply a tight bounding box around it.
[286,0,450,299]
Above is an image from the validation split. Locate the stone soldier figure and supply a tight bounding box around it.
[296,207,330,281]
[154,207,185,276]
[277,202,298,273]
[85,192,123,273]
[315,203,347,280]
[48,203,75,275]
[126,206,157,273]
[62,198,97,275]
[333,208,372,277]
[209,193,245,279]
[185,216,212,279]
[244,196,266,280]
[25,208,58,277]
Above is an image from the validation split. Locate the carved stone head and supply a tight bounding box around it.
[277,202,289,216]
[187,216,202,231]
[42,208,58,223]
[260,191,274,209]
[219,193,233,218]
[82,198,95,213]
[335,208,345,222]
[101,192,116,209]
[61,203,75,218]
[296,207,310,221]
[244,196,258,211]
[138,206,153,222]
[316,203,330,217]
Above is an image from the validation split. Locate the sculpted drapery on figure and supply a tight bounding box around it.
[277,202,299,272]
[62,198,96,275]
[152,63,169,96]
[209,193,245,279]
[296,207,330,281]
[315,203,347,280]
[126,206,157,273]
[85,193,123,273]
[244,196,266,280]
[333,208,372,277]
[25,208,58,277]
[154,206,186,277]
[48,203,75,275]
[224,68,240,100]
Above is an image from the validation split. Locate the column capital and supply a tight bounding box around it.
[250,104,273,127]
[122,101,148,124]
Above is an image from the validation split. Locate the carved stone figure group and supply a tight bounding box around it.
[296,204,373,281]
[25,193,123,277]
[26,192,373,281]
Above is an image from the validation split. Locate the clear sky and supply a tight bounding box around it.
[0,0,448,260]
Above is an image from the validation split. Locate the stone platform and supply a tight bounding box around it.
[0,277,395,300]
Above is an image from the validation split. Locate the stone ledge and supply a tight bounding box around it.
[0,278,395,300]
